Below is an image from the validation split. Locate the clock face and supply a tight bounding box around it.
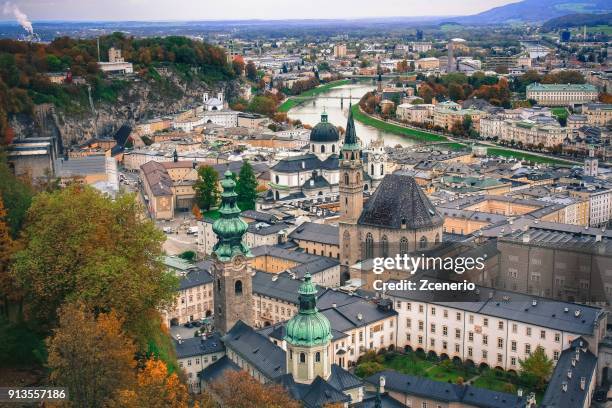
[232,255,246,269]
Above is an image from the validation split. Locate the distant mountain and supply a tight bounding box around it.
[542,12,612,30]
[454,0,612,24]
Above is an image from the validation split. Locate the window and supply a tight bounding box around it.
[418,336,423,345]
[497,354,503,363]
[468,332,474,342]
[365,233,374,259]
[482,350,488,359]
[315,352,321,362]
[431,307,436,316]
[419,305,424,313]
[468,347,473,357]
[344,172,349,185]
[400,237,409,255]
[419,236,428,249]
[443,310,448,318]
[540,330,546,340]
[498,338,503,348]
[443,341,448,350]
[526,327,531,336]
[553,351,559,360]
[431,323,436,334]
[300,353,306,363]
[430,338,435,347]
[234,280,243,295]
[511,341,517,352]
[512,324,517,334]
[455,329,461,339]
[555,333,560,342]
[483,318,488,327]
[418,321,424,331]
[511,357,517,366]
[498,321,504,330]
[443,326,448,336]
[483,335,488,345]
[381,235,389,257]
[525,344,531,354]
[469,315,474,324]
[407,303,412,311]
[406,318,412,328]
[456,312,461,321]
[455,344,460,353]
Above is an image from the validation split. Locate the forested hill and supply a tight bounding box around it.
[542,12,612,30]
[0,33,235,145]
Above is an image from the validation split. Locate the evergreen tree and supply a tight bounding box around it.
[518,345,554,392]
[194,166,220,211]
[236,161,258,211]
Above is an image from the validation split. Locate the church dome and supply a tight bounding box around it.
[310,112,340,143]
[284,273,332,347]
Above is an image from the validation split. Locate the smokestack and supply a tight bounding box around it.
[2,2,33,36]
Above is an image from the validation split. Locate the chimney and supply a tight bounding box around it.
[580,377,586,391]
[567,369,572,379]
[562,382,568,392]
[379,375,386,394]
[571,358,576,367]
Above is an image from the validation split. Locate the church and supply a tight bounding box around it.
[267,109,387,204]
[201,115,399,407]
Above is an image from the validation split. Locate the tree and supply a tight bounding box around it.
[418,83,434,104]
[47,302,137,408]
[232,56,245,77]
[0,196,17,316]
[448,83,465,101]
[10,186,177,336]
[518,346,553,391]
[112,359,190,408]
[0,157,33,238]
[246,61,257,81]
[236,161,258,211]
[194,166,220,211]
[247,96,277,117]
[209,371,300,408]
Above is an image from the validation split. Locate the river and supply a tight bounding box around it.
[286,83,418,148]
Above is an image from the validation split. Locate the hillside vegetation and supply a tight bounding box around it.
[0,33,234,144]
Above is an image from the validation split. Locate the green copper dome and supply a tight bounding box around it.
[212,170,251,261]
[284,273,332,347]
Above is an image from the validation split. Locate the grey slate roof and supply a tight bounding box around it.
[385,276,604,335]
[358,174,443,230]
[222,320,286,380]
[247,221,290,236]
[198,355,240,383]
[174,333,224,359]
[178,263,213,291]
[365,370,527,408]
[541,338,597,408]
[241,210,279,223]
[317,289,397,331]
[288,222,340,246]
[251,245,339,278]
[253,271,325,305]
[271,154,324,173]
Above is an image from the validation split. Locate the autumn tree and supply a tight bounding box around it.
[194,165,220,211]
[209,371,300,408]
[47,302,137,408]
[247,96,277,117]
[518,345,554,392]
[0,196,16,316]
[418,83,434,104]
[232,56,245,77]
[236,161,258,211]
[112,359,190,408]
[0,157,33,238]
[10,186,177,336]
[246,61,257,81]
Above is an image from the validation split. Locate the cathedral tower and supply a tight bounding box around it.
[284,273,332,384]
[339,108,363,224]
[211,170,254,334]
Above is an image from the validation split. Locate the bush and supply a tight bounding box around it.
[355,362,385,378]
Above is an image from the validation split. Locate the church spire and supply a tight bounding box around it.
[342,108,360,151]
[212,170,251,261]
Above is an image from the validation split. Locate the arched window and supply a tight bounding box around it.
[275,175,280,184]
[365,233,374,259]
[321,145,325,153]
[312,144,315,152]
[356,173,360,183]
[371,164,374,174]
[435,233,440,243]
[381,164,384,175]
[315,352,321,362]
[400,237,409,255]
[235,280,243,295]
[381,235,389,257]
[419,236,428,249]
[332,144,336,153]
[344,172,349,185]
[290,350,293,360]
[300,353,306,363]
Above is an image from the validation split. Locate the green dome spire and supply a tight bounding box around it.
[284,273,332,347]
[212,170,251,261]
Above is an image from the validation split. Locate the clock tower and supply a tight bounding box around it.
[211,170,254,334]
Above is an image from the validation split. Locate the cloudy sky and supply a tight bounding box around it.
[1,0,521,21]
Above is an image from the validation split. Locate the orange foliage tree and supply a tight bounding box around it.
[208,370,300,408]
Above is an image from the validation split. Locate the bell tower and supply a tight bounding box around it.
[339,108,363,224]
[284,273,332,384]
[211,170,254,334]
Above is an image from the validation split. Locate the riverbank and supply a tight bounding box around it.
[278,79,351,112]
[350,105,578,166]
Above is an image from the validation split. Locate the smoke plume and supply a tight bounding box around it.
[3,2,33,35]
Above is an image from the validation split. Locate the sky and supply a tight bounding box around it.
[1,0,522,21]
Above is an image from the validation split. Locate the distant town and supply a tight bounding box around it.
[0,2,611,408]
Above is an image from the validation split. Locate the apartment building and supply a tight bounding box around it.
[526,83,599,107]
[384,277,606,372]
[175,334,225,393]
[499,119,570,149]
[582,103,612,127]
